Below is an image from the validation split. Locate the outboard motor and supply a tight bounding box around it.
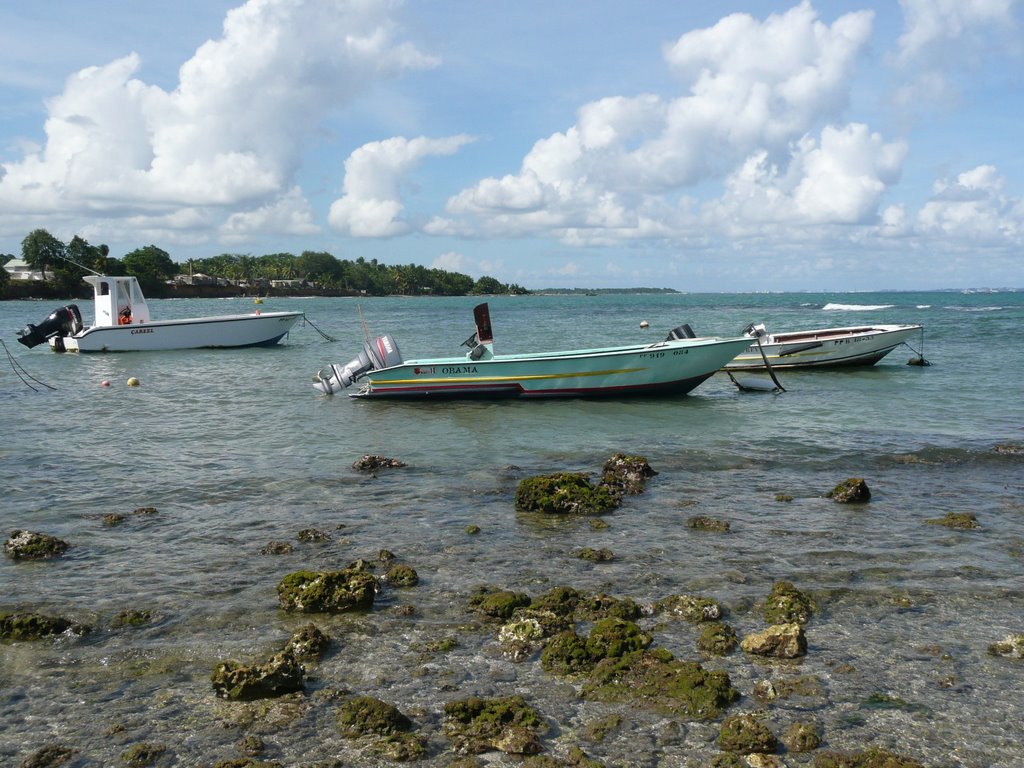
[314,334,402,395]
[666,323,697,341]
[16,305,83,348]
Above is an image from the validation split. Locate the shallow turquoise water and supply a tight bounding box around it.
[1,290,1022,766]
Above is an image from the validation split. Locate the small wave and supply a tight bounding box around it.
[948,306,1005,312]
[822,303,894,311]
[916,305,931,309]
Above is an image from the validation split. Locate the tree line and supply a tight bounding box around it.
[1,229,529,298]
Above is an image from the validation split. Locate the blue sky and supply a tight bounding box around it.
[1,0,1021,291]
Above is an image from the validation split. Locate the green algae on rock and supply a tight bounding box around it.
[443,695,547,756]
[514,473,620,515]
[926,512,980,530]
[582,648,739,720]
[276,567,376,613]
[121,742,167,767]
[576,547,614,562]
[987,633,1024,659]
[782,722,822,753]
[573,592,642,621]
[210,650,304,700]
[697,622,739,656]
[3,530,69,560]
[810,747,926,767]
[468,586,532,621]
[385,563,420,587]
[827,477,871,503]
[718,714,777,754]
[284,622,331,662]
[0,612,90,641]
[17,743,77,768]
[112,609,156,628]
[764,580,814,625]
[336,695,413,738]
[352,455,406,472]
[686,515,731,532]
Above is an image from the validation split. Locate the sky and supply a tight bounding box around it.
[0,0,1022,291]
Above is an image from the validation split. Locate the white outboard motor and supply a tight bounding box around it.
[314,334,402,395]
[16,305,83,348]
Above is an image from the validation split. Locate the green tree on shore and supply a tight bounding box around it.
[122,245,176,296]
[21,229,66,281]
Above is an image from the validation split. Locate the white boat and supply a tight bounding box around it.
[312,304,753,399]
[725,323,923,371]
[16,275,302,353]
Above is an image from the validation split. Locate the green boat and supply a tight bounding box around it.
[312,304,751,399]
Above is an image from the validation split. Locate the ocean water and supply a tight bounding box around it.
[1,290,1022,767]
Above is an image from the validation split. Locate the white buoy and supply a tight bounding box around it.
[639,320,649,329]
[127,377,140,387]
[100,380,110,388]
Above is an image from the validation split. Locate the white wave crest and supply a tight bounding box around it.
[822,303,894,311]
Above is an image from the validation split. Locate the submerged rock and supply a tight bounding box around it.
[763,581,814,625]
[0,612,90,641]
[718,714,777,755]
[686,515,731,532]
[211,649,304,700]
[296,528,331,542]
[277,567,376,613]
[577,547,614,562]
[600,453,657,495]
[810,747,925,767]
[827,478,871,503]
[443,695,546,756]
[385,564,419,587]
[112,609,155,628]
[781,722,821,753]
[352,455,406,472]
[468,586,532,621]
[259,541,293,555]
[514,473,620,515]
[926,512,980,530]
[121,742,167,767]
[741,624,807,659]
[697,622,739,656]
[4,530,69,560]
[17,744,77,768]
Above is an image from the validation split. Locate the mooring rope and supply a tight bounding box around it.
[1,340,57,391]
[302,314,338,342]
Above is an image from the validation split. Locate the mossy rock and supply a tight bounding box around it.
[443,695,546,755]
[811,747,926,767]
[656,594,723,622]
[465,524,481,534]
[926,512,980,530]
[600,453,657,495]
[112,609,155,628]
[276,568,376,613]
[4,530,69,560]
[781,722,821,753]
[368,732,427,762]
[718,714,776,754]
[764,581,814,625]
[577,547,614,562]
[352,455,406,472]
[741,623,807,659]
[386,564,420,587]
[697,622,738,655]
[530,586,583,618]
[121,742,167,767]
[296,527,331,542]
[0,612,89,641]
[259,541,293,555]
[586,618,653,660]
[827,478,871,503]
[514,473,620,515]
[211,760,282,768]
[17,744,77,768]
[540,630,595,677]
[284,622,331,662]
[582,649,739,720]
[574,593,641,621]
[210,650,304,700]
[686,515,730,532]
[499,608,572,662]
[987,633,1024,659]
[337,695,412,738]
[468,586,532,621]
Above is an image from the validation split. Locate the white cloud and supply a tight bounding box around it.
[431,250,467,272]
[0,0,436,229]
[327,134,474,237]
[894,0,1018,106]
[220,187,319,243]
[443,2,874,243]
[917,164,1021,241]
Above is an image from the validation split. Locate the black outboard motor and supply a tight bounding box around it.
[314,334,403,394]
[16,305,83,348]
[666,323,697,340]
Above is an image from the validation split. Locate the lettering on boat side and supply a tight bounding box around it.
[640,351,665,358]
[414,367,436,375]
[129,328,154,335]
[441,366,478,374]
[672,349,689,355]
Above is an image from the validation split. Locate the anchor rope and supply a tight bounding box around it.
[1,340,57,391]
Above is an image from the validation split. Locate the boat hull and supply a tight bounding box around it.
[724,324,922,371]
[331,336,753,399]
[51,312,302,352]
